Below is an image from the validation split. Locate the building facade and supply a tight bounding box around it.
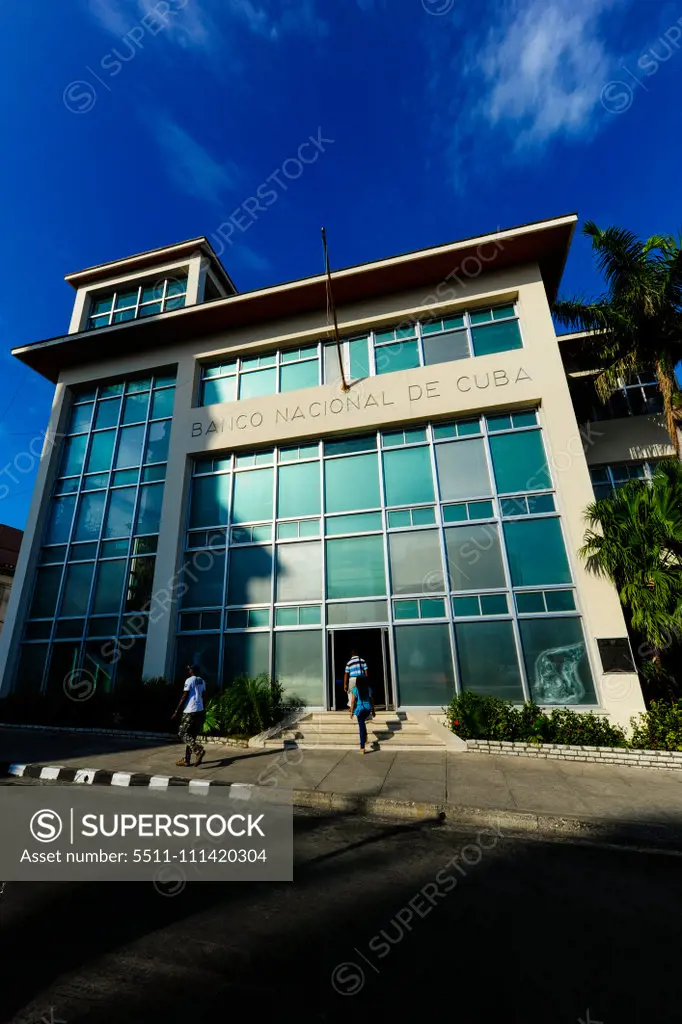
[0,217,652,726]
[0,525,22,636]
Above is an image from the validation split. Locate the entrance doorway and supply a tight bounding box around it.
[328,628,392,710]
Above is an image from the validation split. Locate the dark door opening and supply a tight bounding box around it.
[328,628,392,710]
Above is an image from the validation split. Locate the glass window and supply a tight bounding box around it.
[324,435,376,457]
[395,624,455,705]
[181,550,226,608]
[115,425,145,468]
[383,447,435,507]
[227,545,273,606]
[60,562,94,617]
[280,361,319,392]
[189,474,230,528]
[455,621,524,702]
[325,512,382,535]
[103,487,136,539]
[151,388,175,419]
[388,530,444,594]
[60,435,87,478]
[135,484,164,535]
[453,595,480,616]
[423,329,469,366]
[435,439,491,501]
[326,535,386,598]
[175,634,221,690]
[471,319,522,356]
[519,617,597,704]
[233,468,273,523]
[203,377,237,406]
[73,491,106,542]
[223,632,270,686]
[545,589,576,612]
[94,399,121,430]
[125,556,156,612]
[239,368,277,400]
[277,461,320,518]
[324,453,380,513]
[444,523,507,591]
[516,591,546,613]
[45,495,76,545]
[394,599,419,620]
[86,430,116,473]
[275,542,322,602]
[374,340,420,375]
[503,519,571,587]
[489,431,551,493]
[326,600,388,624]
[14,644,48,696]
[480,593,508,615]
[29,566,62,618]
[349,337,370,379]
[122,392,149,424]
[91,559,127,615]
[274,630,323,705]
[145,420,171,464]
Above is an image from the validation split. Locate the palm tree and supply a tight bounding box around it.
[554,221,682,452]
[580,460,682,691]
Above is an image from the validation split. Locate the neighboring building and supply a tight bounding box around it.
[0,217,650,726]
[0,525,22,635]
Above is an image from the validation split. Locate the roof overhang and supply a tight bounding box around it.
[14,214,577,383]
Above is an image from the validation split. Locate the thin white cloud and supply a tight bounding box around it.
[232,244,274,274]
[151,115,241,206]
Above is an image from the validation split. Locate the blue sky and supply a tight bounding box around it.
[0,0,680,529]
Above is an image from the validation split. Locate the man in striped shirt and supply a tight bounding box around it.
[344,649,369,704]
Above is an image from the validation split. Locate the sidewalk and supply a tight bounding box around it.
[3,726,682,832]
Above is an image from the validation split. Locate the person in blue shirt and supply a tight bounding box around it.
[347,651,376,754]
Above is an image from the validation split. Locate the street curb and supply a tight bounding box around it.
[3,761,682,852]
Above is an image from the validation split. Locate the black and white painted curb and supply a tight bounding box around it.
[1,762,253,796]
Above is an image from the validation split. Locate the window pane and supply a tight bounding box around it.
[45,642,82,693]
[516,591,545,613]
[394,599,419,620]
[349,337,370,379]
[175,634,221,690]
[327,600,387,624]
[326,536,386,598]
[324,453,380,512]
[445,523,506,590]
[125,556,156,612]
[92,559,126,614]
[490,431,551,493]
[60,435,87,477]
[423,330,469,365]
[326,513,382,535]
[227,545,273,605]
[395,624,455,705]
[503,518,571,586]
[324,435,376,457]
[60,562,94,617]
[86,430,116,473]
[388,530,444,594]
[471,319,522,356]
[455,621,524,701]
[233,468,273,523]
[74,491,106,542]
[299,605,321,624]
[375,340,420,375]
[181,550,226,608]
[94,399,121,430]
[135,483,164,535]
[278,462,320,517]
[545,589,576,612]
[30,566,62,618]
[151,388,175,419]
[14,644,48,696]
[45,495,76,545]
[145,420,171,464]
[239,368,277,400]
[122,392,149,424]
[480,593,508,615]
[436,439,491,501]
[383,447,435,506]
[104,487,136,538]
[115,425,145,468]
[276,542,322,601]
[223,632,270,686]
[280,360,319,392]
[453,596,479,616]
[190,474,230,528]
[519,617,596,704]
[274,630,323,705]
[203,377,237,406]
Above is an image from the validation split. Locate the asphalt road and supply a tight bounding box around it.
[1,778,680,1024]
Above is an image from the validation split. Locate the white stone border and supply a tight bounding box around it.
[467,739,682,771]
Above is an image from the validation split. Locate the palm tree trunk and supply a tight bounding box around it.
[655,360,680,455]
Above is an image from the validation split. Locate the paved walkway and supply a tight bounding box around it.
[2,726,682,826]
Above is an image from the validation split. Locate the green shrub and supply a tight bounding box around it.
[630,700,682,751]
[445,692,627,748]
[202,675,302,737]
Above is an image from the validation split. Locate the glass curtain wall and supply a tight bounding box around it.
[16,372,176,695]
[177,408,597,709]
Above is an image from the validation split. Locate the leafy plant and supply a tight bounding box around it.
[202,674,302,737]
[630,700,682,751]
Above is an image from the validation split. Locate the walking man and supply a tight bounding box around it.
[172,663,206,768]
[343,648,369,705]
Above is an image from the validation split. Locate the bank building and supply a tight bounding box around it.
[0,214,668,729]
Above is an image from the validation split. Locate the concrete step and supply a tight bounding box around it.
[279,733,446,748]
[260,710,447,751]
[293,721,427,734]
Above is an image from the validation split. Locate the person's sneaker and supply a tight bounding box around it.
[176,759,190,767]
[194,749,205,767]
